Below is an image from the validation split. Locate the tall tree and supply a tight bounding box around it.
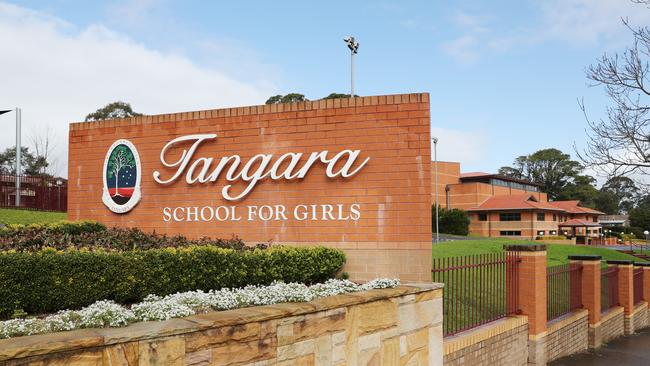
[595,190,620,215]
[556,175,600,208]
[265,93,308,104]
[29,127,57,176]
[85,101,142,121]
[322,93,359,99]
[0,146,49,176]
[498,148,583,199]
[601,176,640,214]
[629,194,650,229]
[578,1,650,178]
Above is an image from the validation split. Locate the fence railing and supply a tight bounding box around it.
[0,174,67,212]
[432,252,521,337]
[634,267,644,305]
[547,263,583,321]
[601,266,619,313]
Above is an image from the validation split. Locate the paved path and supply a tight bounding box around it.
[550,329,650,366]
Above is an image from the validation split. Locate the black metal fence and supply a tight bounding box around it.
[0,175,67,212]
[547,263,583,321]
[432,252,521,336]
[601,266,619,313]
[634,267,644,305]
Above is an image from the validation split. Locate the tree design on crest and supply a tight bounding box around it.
[107,145,135,197]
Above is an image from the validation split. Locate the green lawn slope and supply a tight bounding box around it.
[0,208,67,225]
[432,238,644,267]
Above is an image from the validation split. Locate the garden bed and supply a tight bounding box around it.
[0,221,347,320]
[0,278,399,339]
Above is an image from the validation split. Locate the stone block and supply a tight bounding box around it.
[357,299,398,335]
[185,321,271,352]
[380,337,400,365]
[102,342,138,365]
[139,337,185,366]
[211,337,276,365]
[398,300,437,334]
[278,310,345,346]
[184,349,211,366]
[276,339,315,361]
[276,354,315,366]
[314,334,332,366]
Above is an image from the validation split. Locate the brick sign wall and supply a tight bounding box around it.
[68,93,432,281]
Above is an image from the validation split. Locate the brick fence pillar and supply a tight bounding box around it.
[505,244,547,366]
[608,260,635,335]
[569,255,602,348]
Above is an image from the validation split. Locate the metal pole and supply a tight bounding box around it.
[433,137,439,244]
[15,108,21,208]
[350,50,355,97]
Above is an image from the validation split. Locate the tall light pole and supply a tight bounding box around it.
[432,137,439,244]
[0,108,21,207]
[343,36,359,97]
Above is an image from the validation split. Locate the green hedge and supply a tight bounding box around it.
[0,246,346,319]
[0,221,107,236]
[0,221,258,252]
[434,206,470,236]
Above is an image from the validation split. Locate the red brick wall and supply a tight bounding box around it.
[68,93,432,282]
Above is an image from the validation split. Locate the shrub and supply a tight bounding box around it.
[1,221,106,236]
[0,246,346,319]
[535,235,569,240]
[0,221,261,252]
[433,206,470,236]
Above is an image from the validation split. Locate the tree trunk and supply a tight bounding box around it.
[114,172,120,197]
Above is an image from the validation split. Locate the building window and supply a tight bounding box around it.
[499,212,521,221]
[553,214,557,221]
[537,213,545,221]
[593,216,598,223]
[500,231,522,236]
[550,230,557,235]
[537,230,545,236]
[478,213,487,221]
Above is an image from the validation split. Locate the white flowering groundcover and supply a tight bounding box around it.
[0,278,399,339]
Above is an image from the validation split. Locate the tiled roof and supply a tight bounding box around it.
[467,194,565,212]
[548,200,605,215]
[558,219,601,227]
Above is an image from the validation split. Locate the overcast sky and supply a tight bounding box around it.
[1,0,649,178]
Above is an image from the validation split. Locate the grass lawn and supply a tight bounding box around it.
[0,208,67,225]
[432,238,645,266]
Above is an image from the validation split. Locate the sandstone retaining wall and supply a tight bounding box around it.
[0,284,443,366]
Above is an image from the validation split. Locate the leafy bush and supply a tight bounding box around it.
[535,235,570,240]
[1,221,106,236]
[0,246,346,319]
[0,221,261,252]
[433,206,470,236]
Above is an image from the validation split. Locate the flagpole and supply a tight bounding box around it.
[15,108,21,207]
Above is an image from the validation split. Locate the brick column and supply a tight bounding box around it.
[505,244,547,366]
[569,255,602,348]
[608,260,635,335]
